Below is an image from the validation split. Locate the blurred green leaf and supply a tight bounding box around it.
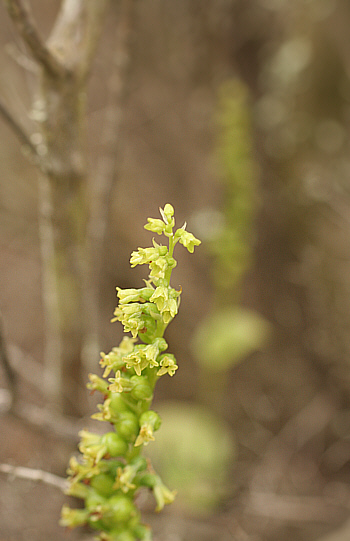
[147,402,236,514]
[192,306,271,371]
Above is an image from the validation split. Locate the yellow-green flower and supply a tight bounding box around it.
[157,354,178,376]
[153,479,176,511]
[176,228,201,253]
[60,505,89,528]
[150,287,179,323]
[144,217,166,235]
[108,370,133,394]
[116,287,153,304]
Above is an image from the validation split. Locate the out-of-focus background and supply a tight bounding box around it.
[1,1,350,540]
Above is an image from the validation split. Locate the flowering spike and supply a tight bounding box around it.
[61,205,200,539]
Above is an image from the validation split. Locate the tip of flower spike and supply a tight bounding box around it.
[159,204,174,224]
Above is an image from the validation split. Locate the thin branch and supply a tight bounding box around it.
[5,41,38,73]
[245,491,349,523]
[3,0,66,77]
[9,400,81,441]
[0,312,18,410]
[79,0,110,78]
[7,343,46,391]
[47,0,109,77]
[248,394,335,493]
[0,95,38,157]
[0,463,68,492]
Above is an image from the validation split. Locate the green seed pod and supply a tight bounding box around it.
[139,410,161,431]
[90,472,116,498]
[101,432,128,457]
[109,392,132,416]
[108,530,136,541]
[137,314,157,344]
[85,489,107,511]
[106,494,137,526]
[133,523,152,540]
[129,455,147,472]
[130,376,153,400]
[137,472,157,489]
[115,411,139,442]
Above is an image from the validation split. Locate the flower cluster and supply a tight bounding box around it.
[61,204,200,540]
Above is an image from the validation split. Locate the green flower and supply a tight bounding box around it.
[159,204,175,236]
[134,410,162,447]
[60,505,89,528]
[78,430,106,463]
[100,337,136,377]
[144,218,166,235]
[78,431,128,463]
[87,373,109,395]
[150,287,179,323]
[115,457,147,493]
[130,241,167,267]
[149,256,168,280]
[153,478,176,511]
[112,304,145,338]
[157,354,178,376]
[67,455,101,485]
[134,423,155,447]
[162,203,175,222]
[176,227,201,253]
[108,370,133,394]
[62,204,200,540]
[123,339,167,376]
[116,287,154,304]
[123,350,149,376]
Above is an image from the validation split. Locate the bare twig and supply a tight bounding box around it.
[0,312,18,410]
[5,41,38,72]
[47,0,109,77]
[78,0,110,78]
[0,95,38,158]
[249,394,335,493]
[245,491,349,524]
[3,0,65,77]
[7,343,47,391]
[11,401,82,441]
[0,463,68,492]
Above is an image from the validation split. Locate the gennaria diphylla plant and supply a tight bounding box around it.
[61,204,201,541]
